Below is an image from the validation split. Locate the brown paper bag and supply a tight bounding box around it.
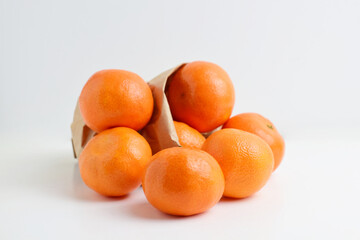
[70,101,96,158]
[71,64,185,158]
[140,64,186,153]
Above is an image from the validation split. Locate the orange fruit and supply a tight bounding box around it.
[79,127,152,196]
[166,61,235,133]
[173,121,205,149]
[202,129,274,198]
[79,69,153,133]
[142,147,225,216]
[223,113,285,171]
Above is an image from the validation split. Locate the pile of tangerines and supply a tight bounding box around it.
[77,61,285,216]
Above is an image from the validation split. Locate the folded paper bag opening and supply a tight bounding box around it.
[70,64,185,158]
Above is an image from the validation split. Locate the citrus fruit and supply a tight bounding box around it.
[142,147,225,216]
[166,61,235,133]
[202,128,274,198]
[79,127,152,196]
[173,121,205,149]
[79,69,153,133]
[223,113,285,171]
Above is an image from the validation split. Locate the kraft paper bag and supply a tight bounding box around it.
[70,101,96,158]
[140,65,185,153]
[71,64,185,158]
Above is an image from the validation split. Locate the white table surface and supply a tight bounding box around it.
[1,134,359,240]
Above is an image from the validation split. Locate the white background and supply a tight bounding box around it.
[1,0,360,239]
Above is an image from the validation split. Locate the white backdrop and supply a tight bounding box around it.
[1,1,360,239]
[1,0,359,142]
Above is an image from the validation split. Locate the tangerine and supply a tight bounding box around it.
[79,69,153,133]
[79,127,152,196]
[223,113,285,171]
[166,61,235,133]
[202,128,274,198]
[142,147,224,216]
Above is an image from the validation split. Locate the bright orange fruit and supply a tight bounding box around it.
[79,69,153,133]
[142,147,225,216]
[79,127,152,196]
[173,121,205,149]
[202,129,274,198]
[166,61,235,133]
[223,113,285,171]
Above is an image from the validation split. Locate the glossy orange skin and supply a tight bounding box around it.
[223,113,285,171]
[142,147,225,216]
[202,129,274,198]
[79,127,152,196]
[166,61,235,133]
[173,121,205,149]
[79,69,154,133]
